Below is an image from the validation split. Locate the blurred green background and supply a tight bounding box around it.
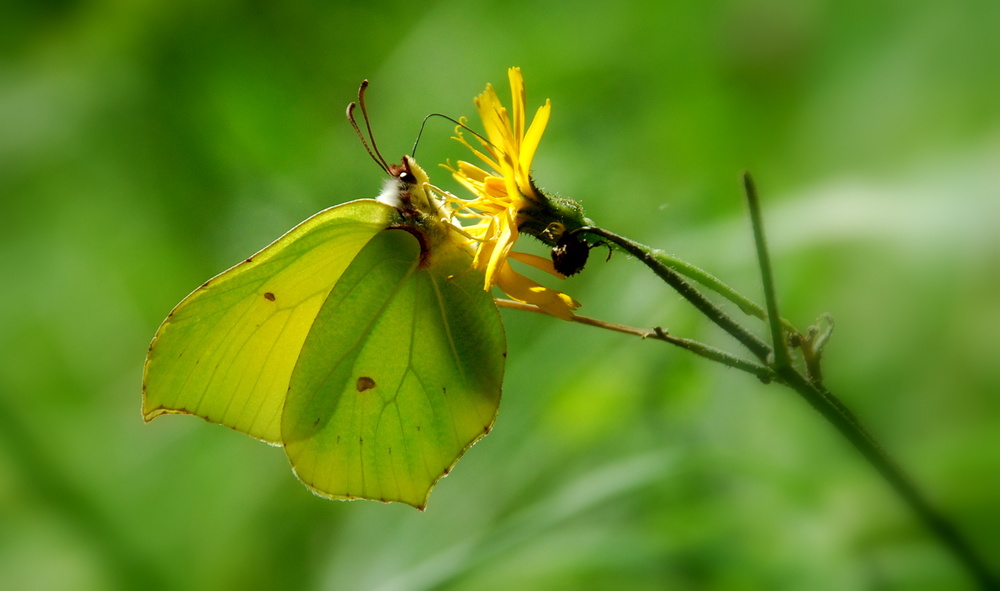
[2,0,999,589]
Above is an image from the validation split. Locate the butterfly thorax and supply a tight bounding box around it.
[380,156,459,268]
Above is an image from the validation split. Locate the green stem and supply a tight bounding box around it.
[742,173,995,588]
[744,172,791,370]
[580,226,773,362]
[651,252,766,318]
[575,221,997,590]
[495,298,776,382]
[777,369,998,590]
[583,229,798,334]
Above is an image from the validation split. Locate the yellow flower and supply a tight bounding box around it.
[447,67,580,320]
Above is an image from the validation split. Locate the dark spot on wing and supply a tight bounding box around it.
[263,292,275,301]
[245,257,254,263]
[357,376,376,392]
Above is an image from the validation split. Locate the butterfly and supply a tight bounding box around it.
[142,82,506,510]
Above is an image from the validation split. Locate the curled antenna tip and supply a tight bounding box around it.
[348,79,390,173]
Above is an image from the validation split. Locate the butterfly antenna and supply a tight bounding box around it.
[411,113,495,158]
[347,80,391,174]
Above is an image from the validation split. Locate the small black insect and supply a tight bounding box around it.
[551,232,591,276]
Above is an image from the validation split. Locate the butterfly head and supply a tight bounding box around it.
[378,155,442,218]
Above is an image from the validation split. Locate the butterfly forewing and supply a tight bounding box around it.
[142,200,397,443]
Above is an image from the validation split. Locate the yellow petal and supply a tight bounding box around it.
[457,161,490,182]
[472,218,498,275]
[474,84,506,150]
[507,251,566,279]
[496,262,580,321]
[483,176,509,200]
[508,67,525,153]
[484,210,517,286]
[519,100,551,187]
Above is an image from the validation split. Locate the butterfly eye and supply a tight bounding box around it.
[398,158,420,186]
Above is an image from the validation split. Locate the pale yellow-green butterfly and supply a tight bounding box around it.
[142,82,505,510]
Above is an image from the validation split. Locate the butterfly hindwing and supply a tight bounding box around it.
[282,228,505,509]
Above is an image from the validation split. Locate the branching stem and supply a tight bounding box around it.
[516,179,998,589]
[578,226,772,361]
